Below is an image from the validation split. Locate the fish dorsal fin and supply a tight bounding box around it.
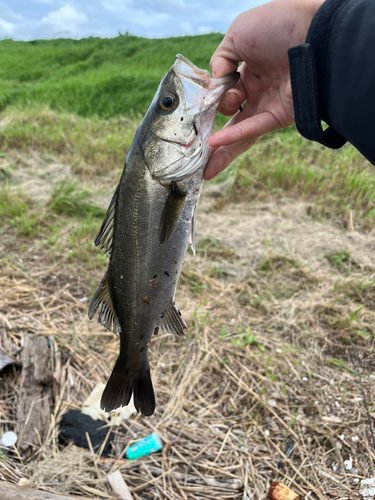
[158,299,188,337]
[189,205,196,256]
[159,184,186,244]
[94,185,119,254]
[88,270,121,334]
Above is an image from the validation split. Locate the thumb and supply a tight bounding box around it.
[210,33,242,79]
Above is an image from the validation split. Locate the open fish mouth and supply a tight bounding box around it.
[174,54,240,111]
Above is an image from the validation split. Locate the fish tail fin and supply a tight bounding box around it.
[101,358,155,417]
[133,370,155,417]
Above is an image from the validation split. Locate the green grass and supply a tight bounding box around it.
[0,186,43,236]
[0,108,137,175]
[48,180,106,218]
[223,127,375,227]
[0,33,226,121]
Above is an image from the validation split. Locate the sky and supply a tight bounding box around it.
[0,0,269,41]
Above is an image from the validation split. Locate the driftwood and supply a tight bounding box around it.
[0,482,92,500]
[17,335,53,458]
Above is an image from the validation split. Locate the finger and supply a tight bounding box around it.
[208,110,281,148]
[204,136,260,181]
[217,89,246,116]
[210,32,241,79]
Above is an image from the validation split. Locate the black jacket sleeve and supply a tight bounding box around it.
[288,0,375,165]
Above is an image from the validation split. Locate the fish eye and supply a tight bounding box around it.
[160,95,175,111]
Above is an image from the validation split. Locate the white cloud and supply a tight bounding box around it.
[41,5,87,34]
[0,18,14,36]
[1,0,269,40]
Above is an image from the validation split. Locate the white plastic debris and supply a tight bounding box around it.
[0,431,18,448]
[18,478,31,487]
[302,377,308,382]
[352,435,359,442]
[344,456,353,471]
[0,353,15,372]
[268,399,277,407]
[360,478,375,499]
[108,470,134,500]
[81,383,136,425]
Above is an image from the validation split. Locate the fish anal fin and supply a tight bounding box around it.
[94,185,119,254]
[158,299,188,337]
[101,359,155,417]
[159,185,186,244]
[88,270,121,334]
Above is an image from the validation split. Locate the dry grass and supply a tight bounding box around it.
[1,110,375,499]
[1,186,375,498]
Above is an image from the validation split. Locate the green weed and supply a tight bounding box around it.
[48,180,106,218]
[231,327,266,351]
[326,250,360,274]
[327,358,357,375]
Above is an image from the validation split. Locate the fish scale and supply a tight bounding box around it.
[89,54,239,416]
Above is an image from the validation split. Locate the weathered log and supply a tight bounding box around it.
[0,482,92,500]
[17,335,53,458]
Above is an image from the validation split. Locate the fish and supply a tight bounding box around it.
[88,54,239,417]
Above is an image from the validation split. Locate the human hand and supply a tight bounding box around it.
[204,0,324,180]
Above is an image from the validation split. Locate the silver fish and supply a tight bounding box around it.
[89,54,239,416]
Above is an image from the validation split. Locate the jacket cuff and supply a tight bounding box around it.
[288,0,348,149]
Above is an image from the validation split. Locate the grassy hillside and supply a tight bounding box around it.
[0,33,224,119]
[1,32,375,228]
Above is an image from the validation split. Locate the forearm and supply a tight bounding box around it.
[289,0,375,164]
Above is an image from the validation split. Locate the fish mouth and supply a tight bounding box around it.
[174,54,239,110]
[152,56,239,183]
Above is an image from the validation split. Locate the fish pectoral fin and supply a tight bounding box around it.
[88,270,121,334]
[189,204,196,255]
[158,299,188,337]
[94,184,119,254]
[101,361,155,417]
[159,184,186,244]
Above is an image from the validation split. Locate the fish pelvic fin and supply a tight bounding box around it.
[101,360,155,417]
[88,270,121,334]
[158,299,188,337]
[159,184,186,244]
